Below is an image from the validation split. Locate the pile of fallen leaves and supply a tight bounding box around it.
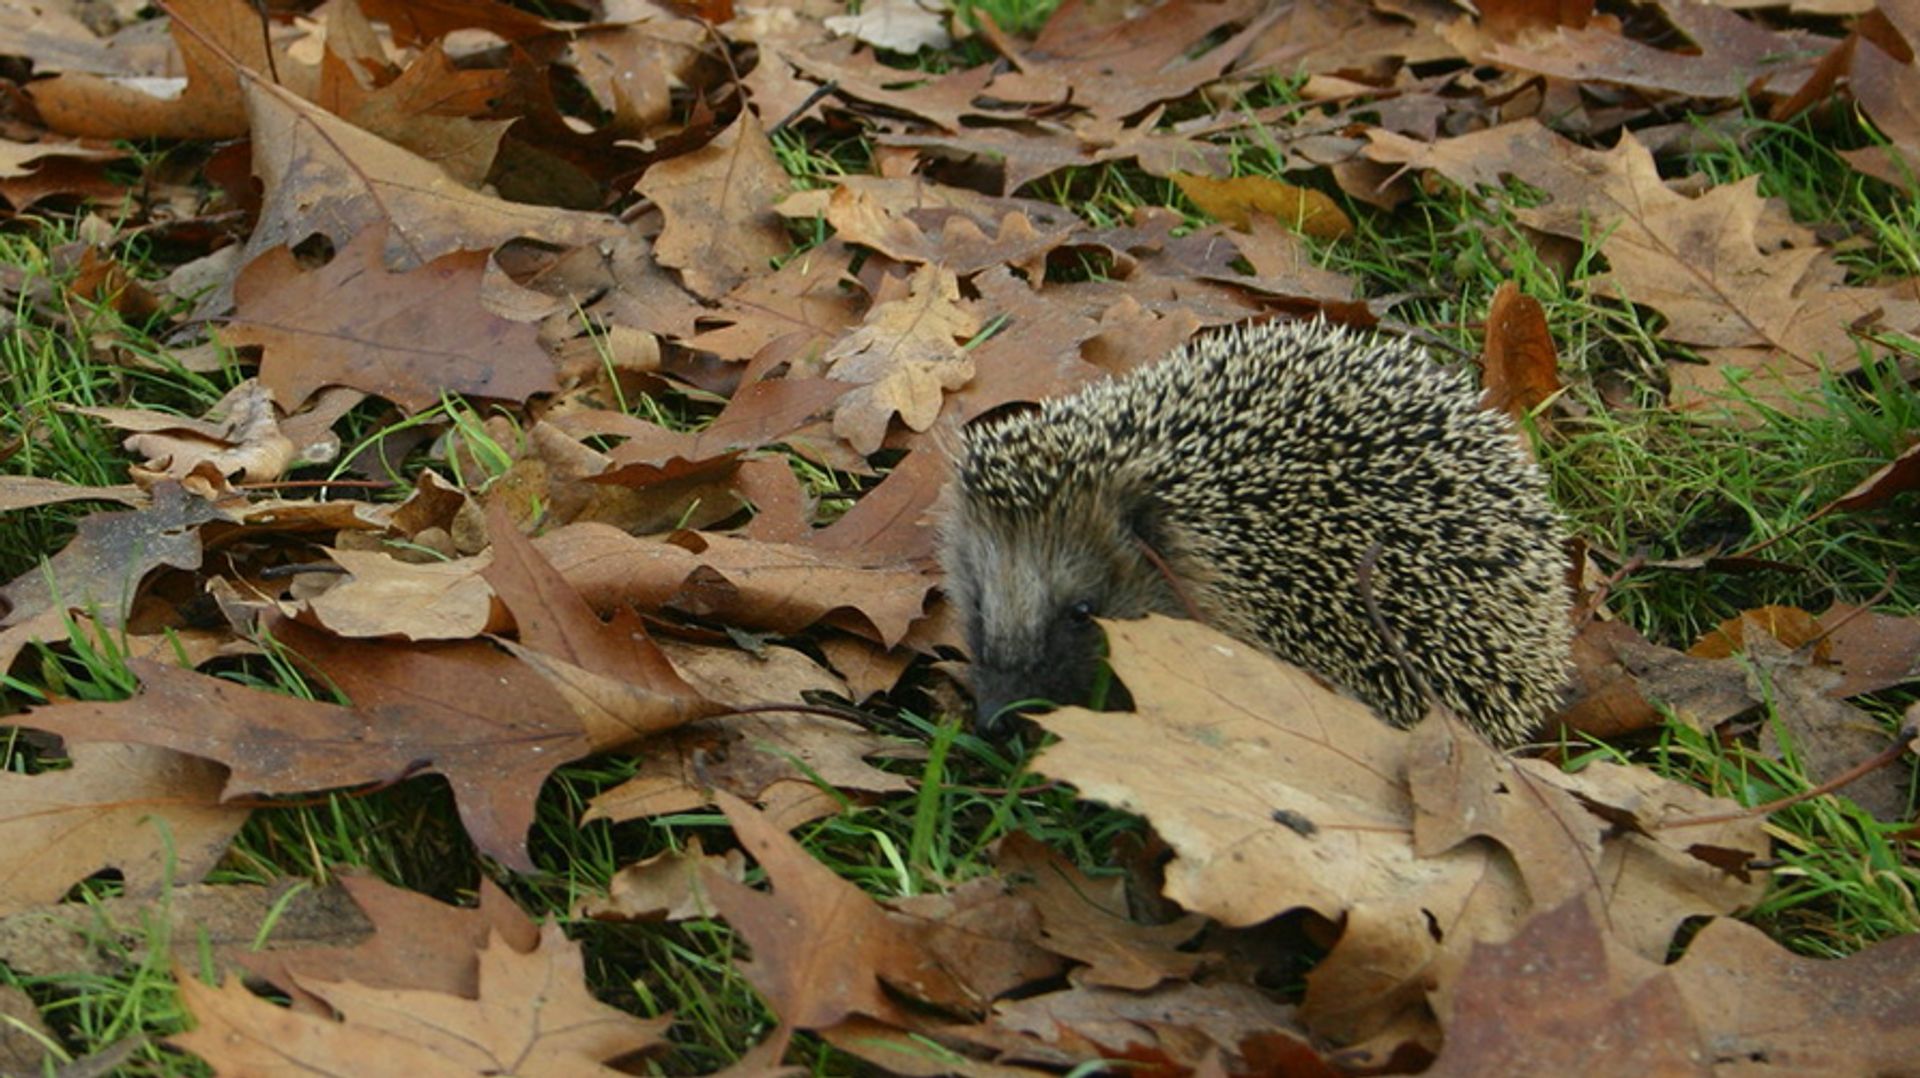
[2,0,1920,1073]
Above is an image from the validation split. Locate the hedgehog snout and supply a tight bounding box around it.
[969,661,1069,739]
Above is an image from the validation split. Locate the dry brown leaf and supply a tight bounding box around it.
[75,379,301,484]
[1484,0,1824,99]
[173,924,668,1075]
[0,743,248,917]
[993,981,1310,1073]
[1665,913,1920,1072]
[1745,633,1913,821]
[701,789,979,1028]
[584,695,909,829]
[0,476,144,513]
[1478,281,1561,422]
[535,523,936,649]
[578,838,748,923]
[637,110,792,299]
[481,502,718,746]
[1032,617,1764,1048]
[223,226,555,413]
[978,0,1272,122]
[0,482,217,628]
[318,39,513,189]
[240,875,538,1015]
[1425,898,1708,1076]
[825,0,951,52]
[826,263,982,455]
[304,548,501,640]
[1368,123,1920,407]
[1430,895,1920,1075]
[994,833,1209,991]
[25,632,589,872]
[235,73,621,285]
[26,0,282,139]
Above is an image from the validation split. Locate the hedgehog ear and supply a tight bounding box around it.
[1124,494,1167,554]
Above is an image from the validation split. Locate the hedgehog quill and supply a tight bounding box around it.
[939,320,1572,746]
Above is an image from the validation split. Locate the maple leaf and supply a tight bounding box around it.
[173,924,668,1076]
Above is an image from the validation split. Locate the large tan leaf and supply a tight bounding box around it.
[1030,617,1765,1047]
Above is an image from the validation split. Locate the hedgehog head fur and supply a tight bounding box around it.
[939,319,1572,746]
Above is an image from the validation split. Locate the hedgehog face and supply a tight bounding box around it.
[941,484,1170,738]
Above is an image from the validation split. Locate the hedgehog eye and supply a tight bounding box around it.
[1068,600,1096,623]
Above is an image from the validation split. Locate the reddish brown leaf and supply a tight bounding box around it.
[1485,0,1824,99]
[637,110,792,299]
[25,634,588,871]
[701,789,976,1028]
[535,523,936,649]
[481,502,717,746]
[235,73,621,284]
[240,875,539,1014]
[1829,440,1920,513]
[26,0,268,139]
[1427,899,1707,1077]
[223,227,554,412]
[979,0,1273,122]
[1478,282,1561,421]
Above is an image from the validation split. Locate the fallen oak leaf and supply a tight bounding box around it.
[173,924,668,1076]
[75,379,303,485]
[23,633,589,873]
[222,226,556,413]
[1030,616,1764,1050]
[0,482,218,629]
[240,875,539,1015]
[26,0,275,139]
[535,522,936,649]
[636,110,792,299]
[482,501,719,746]
[701,789,979,1029]
[0,743,248,917]
[233,70,621,290]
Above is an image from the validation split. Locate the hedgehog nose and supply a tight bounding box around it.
[973,695,1022,740]
[969,679,1035,740]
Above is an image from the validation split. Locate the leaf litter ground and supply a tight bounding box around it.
[2,0,1920,1073]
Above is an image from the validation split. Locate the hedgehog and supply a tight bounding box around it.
[938,319,1572,747]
